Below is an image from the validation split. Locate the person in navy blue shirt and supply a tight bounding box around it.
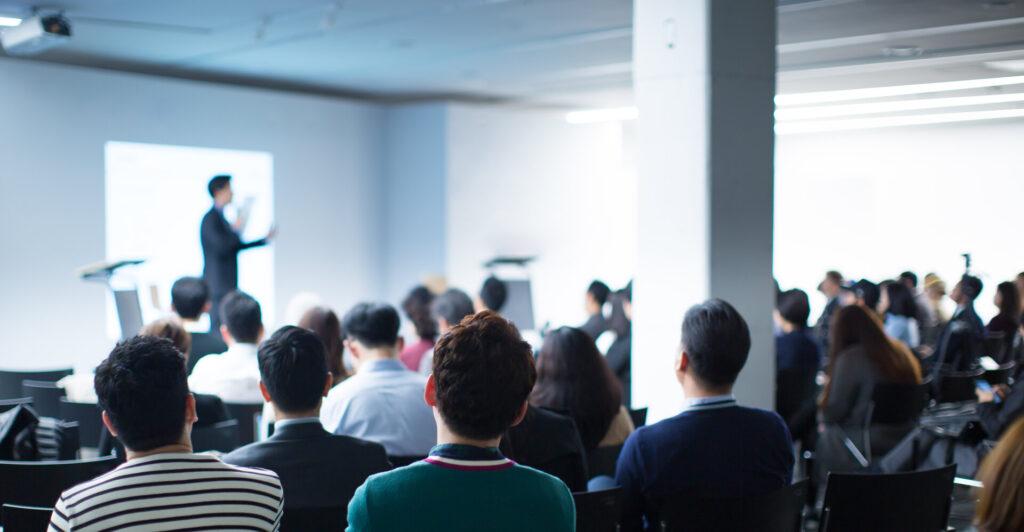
[615,299,794,531]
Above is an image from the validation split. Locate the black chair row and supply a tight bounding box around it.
[0,455,120,508]
[1,503,53,532]
[0,369,73,401]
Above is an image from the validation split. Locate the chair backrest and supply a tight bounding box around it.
[21,381,66,419]
[0,369,72,400]
[573,488,622,532]
[57,399,103,449]
[586,444,624,480]
[936,369,984,403]
[0,455,120,507]
[983,361,1016,386]
[820,465,955,532]
[629,408,648,428]
[281,506,345,530]
[223,402,263,445]
[387,455,426,468]
[1,503,54,532]
[870,381,928,426]
[651,479,807,532]
[982,332,1008,363]
[776,367,819,432]
[191,419,241,453]
[0,397,32,414]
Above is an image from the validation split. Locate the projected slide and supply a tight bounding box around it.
[105,141,274,337]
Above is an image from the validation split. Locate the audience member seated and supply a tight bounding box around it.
[932,274,985,374]
[814,270,844,349]
[531,327,634,451]
[901,271,936,337]
[189,291,266,403]
[987,281,1020,340]
[580,280,611,340]
[976,377,1024,440]
[171,276,227,374]
[879,280,921,349]
[500,404,589,492]
[817,305,922,477]
[298,306,348,386]
[224,326,390,516]
[615,299,794,530]
[605,283,633,405]
[774,289,821,372]
[399,285,438,371]
[346,311,575,531]
[975,417,1024,532]
[50,336,283,531]
[418,288,476,375]
[476,275,508,314]
[320,303,436,457]
[840,278,881,312]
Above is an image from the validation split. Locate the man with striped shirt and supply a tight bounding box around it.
[49,335,284,531]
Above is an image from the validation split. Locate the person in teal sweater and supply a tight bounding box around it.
[346,311,576,531]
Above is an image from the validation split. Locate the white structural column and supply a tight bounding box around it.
[632,0,776,419]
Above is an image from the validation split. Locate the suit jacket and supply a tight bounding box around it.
[500,406,588,492]
[933,304,984,375]
[187,332,228,375]
[223,419,391,512]
[200,206,266,299]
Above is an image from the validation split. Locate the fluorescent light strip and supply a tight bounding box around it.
[775,108,1024,134]
[776,93,1024,121]
[0,16,22,27]
[776,75,1024,106]
[565,106,638,124]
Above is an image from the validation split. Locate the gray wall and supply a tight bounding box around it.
[0,58,385,370]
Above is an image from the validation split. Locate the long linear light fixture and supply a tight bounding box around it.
[776,75,1024,106]
[775,108,1024,134]
[0,16,22,27]
[776,92,1024,121]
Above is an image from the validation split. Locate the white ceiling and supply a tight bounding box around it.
[1,0,1024,107]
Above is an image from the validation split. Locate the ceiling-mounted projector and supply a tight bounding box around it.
[1,14,71,56]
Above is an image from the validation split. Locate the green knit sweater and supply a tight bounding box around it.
[346,444,576,531]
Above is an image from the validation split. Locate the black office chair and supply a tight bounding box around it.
[936,368,984,404]
[650,479,807,532]
[1,503,54,532]
[57,399,103,449]
[628,408,648,428]
[223,402,263,445]
[0,397,32,414]
[0,455,120,507]
[192,419,241,453]
[573,488,622,532]
[21,381,66,419]
[982,332,1009,363]
[840,380,929,467]
[776,367,819,442]
[0,369,72,400]
[586,444,624,480]
[387,455,426,468]
[983,361,1016,386]
[281,506,345,530]
[820,465,955,532]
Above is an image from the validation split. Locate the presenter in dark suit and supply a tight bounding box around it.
[223,326,391,520]
[201,175,274,332]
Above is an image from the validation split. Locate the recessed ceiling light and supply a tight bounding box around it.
[0,15,22,27]
[882,45,923,58]
[985,59,1024,73]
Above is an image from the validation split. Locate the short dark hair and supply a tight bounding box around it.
[882,281,918,319]
[847,279,880,310]
[899,271,918,288]
[587,280,612,306]
[432,311,536,440]
[208,174,231,197]
[480,276,508,312]
[825,271,843,284]
[432,289,475,328]
[342,303,400,348]
[171,277,210,320]
[961,275,984,300]
[94,336,189,451]
[220,291,262,343]
[402,286,438,340]
[681,299,750,388]
[258,326,328,413]
[776,289,810,328]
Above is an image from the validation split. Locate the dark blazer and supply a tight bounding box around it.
[606,333,631,406]
[500,406,588,492]
[580,313,609,340]
[933,304,984,374]
[187,331,228,375]
[223,419,391,511]
[200,206,266,303]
